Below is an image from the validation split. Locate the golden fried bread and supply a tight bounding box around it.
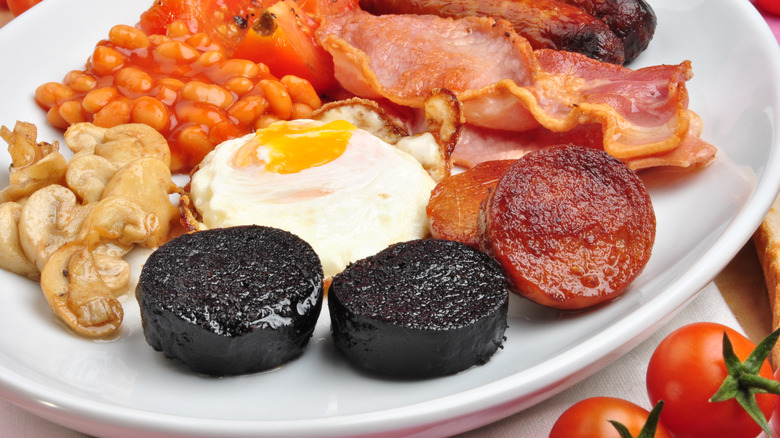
[753,194,780,368]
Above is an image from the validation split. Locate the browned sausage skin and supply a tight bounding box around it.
[358,0,626,64]
[559,0,656,63]
[478,145,655,310]
[427,159,517,248]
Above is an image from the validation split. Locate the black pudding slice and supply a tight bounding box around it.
[137,225,323,376]
[329,239,509,378]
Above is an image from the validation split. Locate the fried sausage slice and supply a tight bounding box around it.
[427,160,516,247]
[479,144,655,310]
[559,0,657,63]
[359,0,625,64]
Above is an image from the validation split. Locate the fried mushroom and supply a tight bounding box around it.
[0,202,39,280]
[0,121,183,338]
[0,121,68,203]
[41,241,123,337]
[65,122,171,168]
[77,196,162,257]
[65,154,118,204]
[101,158,179,248]
[18,185,95,272]
[92,253,131,296]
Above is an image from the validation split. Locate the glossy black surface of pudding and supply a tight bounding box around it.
[137,225,323,376]
[329,239,509,378]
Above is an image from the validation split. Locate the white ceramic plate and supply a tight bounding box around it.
[0,0,779,436]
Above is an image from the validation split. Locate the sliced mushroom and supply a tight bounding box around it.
[101,158,179,248]
[18,185,94,272]
[65,154,118,204]
[41,241,123,337]
[92,252,131,296]
[0,121,68,203]
[65,123,171,169]
[0,202,39,280]
[78,196,161,255]
[64,122,107,155]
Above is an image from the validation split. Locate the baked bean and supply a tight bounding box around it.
[225,77,254,95]
[167,20,191,38]
[93,100,131,128]
[180,82,234,109]
[158,78,185,90]
[46,105,69,129]
[176,103,227,128]
[256,62,273,80]
[291,102,314,119]
[147,34,172,47]
[131,97,170,132]
[82,87,119,114]
[154,40,199,64]
[258,79,293,120]
[59,100,88,125]
[185,33,217,51]
[255,114,281,130]
[176,125,213,161]
[63,70,82,85]
[66,73,98,94]
[156,78,186,105]
[209,121,244,146]
[198,50,226,68]
[213,59,259,81]
[115,68,154,95]
[91,46,125,75]
[156,87,179,106]
[35,82,76,109]
[228,95,269,125]
[281,75,322,109]
[108,24,150,50]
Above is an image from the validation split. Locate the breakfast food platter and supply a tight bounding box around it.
[0,0,779,436]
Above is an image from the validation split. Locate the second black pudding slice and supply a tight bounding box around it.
[329,239,510,378]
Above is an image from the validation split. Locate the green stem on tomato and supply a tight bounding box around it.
[609,401,664,438]
[740,373,780,394]
[709,326,780,437]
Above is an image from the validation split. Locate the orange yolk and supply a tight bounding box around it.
[233,120,356,173]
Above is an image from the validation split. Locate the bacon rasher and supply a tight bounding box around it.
[315,10,716,170]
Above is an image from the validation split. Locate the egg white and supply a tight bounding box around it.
[189,120,436,277]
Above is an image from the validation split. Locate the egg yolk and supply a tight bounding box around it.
[233,120,356,173]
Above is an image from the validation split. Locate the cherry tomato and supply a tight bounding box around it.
[646,322,777,438]
[761,367,780,438]
[232,0,352,92]
[137,0,262,53]
[756,0,780,17]
[549,397,671,438]
[297,0,359,17]
[7,0,42,16]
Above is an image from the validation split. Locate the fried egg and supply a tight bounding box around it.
[189,119,436,277]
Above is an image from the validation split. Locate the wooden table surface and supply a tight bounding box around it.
[0,3,774,347]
